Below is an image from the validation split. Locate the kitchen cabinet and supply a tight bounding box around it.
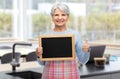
[81,74,110,79]
[111,72,120,79]
[81,72,120,79]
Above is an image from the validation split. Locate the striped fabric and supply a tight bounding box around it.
[41,60,80,79]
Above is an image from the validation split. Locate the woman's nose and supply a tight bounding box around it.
[58,15,62,19]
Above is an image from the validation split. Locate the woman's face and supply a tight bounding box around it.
[52,8,69,27]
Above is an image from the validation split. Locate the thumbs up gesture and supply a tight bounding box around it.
[82,39,90,53]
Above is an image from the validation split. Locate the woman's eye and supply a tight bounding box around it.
[54,14,59,16]
[62,14,66,16]
[54,14,67,16]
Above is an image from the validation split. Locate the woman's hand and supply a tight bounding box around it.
[36,47,43,57]
[82,39,90,53]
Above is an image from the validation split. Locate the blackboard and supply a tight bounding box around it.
[39,34,75,61]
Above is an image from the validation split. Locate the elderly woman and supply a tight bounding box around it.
[36,3,90,79]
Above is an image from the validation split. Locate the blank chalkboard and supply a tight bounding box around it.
[39,34,75,61]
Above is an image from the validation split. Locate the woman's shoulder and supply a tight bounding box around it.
[67,29,80,35]
[40,29,80,35]
[41,30,53,35]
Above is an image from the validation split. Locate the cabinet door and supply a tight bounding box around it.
[111,73,120,79]
[81,74,110,79]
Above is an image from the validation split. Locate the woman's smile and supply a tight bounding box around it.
[52,8,68,27]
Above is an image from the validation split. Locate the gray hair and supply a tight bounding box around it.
[50,3,70,16]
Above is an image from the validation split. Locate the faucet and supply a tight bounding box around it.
[10,43,32,72]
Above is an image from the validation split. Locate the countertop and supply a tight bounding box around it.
[80,57,120,78]
[0,61,43,79]
[0,57,120,79]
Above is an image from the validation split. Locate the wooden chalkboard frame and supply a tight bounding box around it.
[39,34,75,61]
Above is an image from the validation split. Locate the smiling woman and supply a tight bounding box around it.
[49,2,70,32]
[35,3,90,79]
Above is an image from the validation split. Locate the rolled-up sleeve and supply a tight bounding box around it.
[75,32,90,64]
[37,58,45,65]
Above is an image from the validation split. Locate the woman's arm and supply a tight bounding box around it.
[36,47,45,65]
[37,58,45,65]
[75,31,90,64]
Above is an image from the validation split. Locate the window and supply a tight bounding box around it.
[0,0,120,43]
[0,0,12,37]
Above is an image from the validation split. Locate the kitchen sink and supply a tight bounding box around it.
[7,71,42,79]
